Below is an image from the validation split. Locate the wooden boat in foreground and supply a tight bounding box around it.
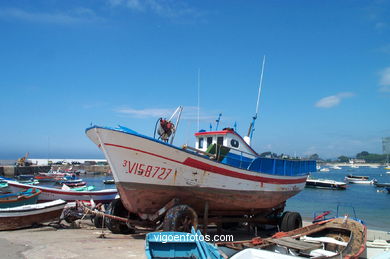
[5,180,117,203]
[0,199,66,231]
[0,188,41,208]
[219,217,366,259]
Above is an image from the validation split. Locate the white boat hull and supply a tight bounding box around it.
[86,126,309,215]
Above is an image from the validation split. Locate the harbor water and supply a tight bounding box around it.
[286,166,390,232]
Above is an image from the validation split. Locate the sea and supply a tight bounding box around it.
[285,166,390,232]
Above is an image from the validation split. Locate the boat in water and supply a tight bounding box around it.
[0,199,66,231]
[374,182,390,188]
[86,109,315,230]
[344,176,376,184]
[305,178,347,190]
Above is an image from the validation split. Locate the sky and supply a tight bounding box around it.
[0,0,389,160]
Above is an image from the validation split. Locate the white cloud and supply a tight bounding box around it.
[379,67,390,84]
[107,0,203,19]
[116,106,215,120]
[116,107,173,118]
[315,92,354,108]
[0,8,103,25]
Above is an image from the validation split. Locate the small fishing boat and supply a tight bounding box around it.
[0,188,41,208]
[0,180,9,194]
[344,177,376,184]
[331,166,342,170]
[346,174,369,180]
[5,180,117,203]
[219,217,366,259]
[103,179,115,184]
[61,184,95,192]
[319,168,330,172]
[0,180,8,189]
[0,199,66,231]
[63,181,86,188]
[374,182,390,188]
[18,179,40,185]
[15,174,35,181]
[305,178,347,190]
[55,178,83,185]
[145,227,223,259]
[34,174,58,182]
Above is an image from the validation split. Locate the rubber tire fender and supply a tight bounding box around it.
[162,205,198,232]
[105,198,135,234]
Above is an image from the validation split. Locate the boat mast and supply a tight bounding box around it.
[197,69,200,132]
[215,113,222,131]
[245,56,266,145]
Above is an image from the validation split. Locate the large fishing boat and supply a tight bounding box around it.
[86,62,316,232]
[86,118,315,232]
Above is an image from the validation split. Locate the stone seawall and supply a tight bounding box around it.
[0,166,51,177]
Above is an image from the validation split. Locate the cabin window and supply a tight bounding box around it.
[217,136,224,146]
[230,139,239,148]
[199,137,204,149]
[207,137,213,147]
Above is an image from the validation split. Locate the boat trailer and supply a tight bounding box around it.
[76,197,301,235]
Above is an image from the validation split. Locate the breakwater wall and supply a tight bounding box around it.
[0,166,51,177]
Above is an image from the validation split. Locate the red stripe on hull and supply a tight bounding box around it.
[104,143,307,185]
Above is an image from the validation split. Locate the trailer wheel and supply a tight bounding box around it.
[105,198,135,234]
[163,205,198,232]
[280,211,302,232]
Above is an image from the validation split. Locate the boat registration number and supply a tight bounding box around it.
[122,160,172,180]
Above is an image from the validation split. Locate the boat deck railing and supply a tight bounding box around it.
[183,145,316,176]
[222,152,315,176]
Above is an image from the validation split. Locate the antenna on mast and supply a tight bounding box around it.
[215,113,222,131]
[244,55,266,146]
[197,69,200,132]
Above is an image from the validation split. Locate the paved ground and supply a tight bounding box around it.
[0,221,147,259]
[1,219,389,258]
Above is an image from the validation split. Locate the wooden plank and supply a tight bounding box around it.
[268,237,322,251]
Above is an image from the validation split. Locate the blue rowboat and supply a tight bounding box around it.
[145,228,223,259]
[0,188,41,208]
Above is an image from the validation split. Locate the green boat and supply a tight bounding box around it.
[72,186,95,192]
[0,188,41,208]
[0,181,8,189]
